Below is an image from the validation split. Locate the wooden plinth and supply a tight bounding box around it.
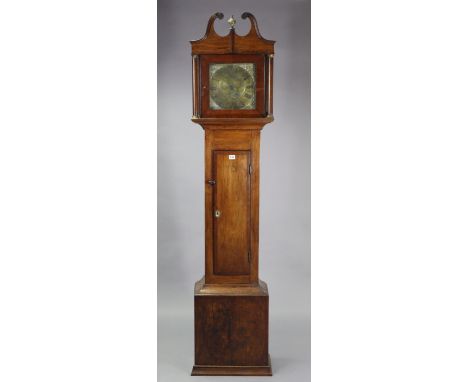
[192,355,272,376]
[192,278,272,376]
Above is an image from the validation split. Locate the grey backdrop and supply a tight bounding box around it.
[158,0,310,380]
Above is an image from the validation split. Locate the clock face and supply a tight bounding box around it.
[209,63,256,110]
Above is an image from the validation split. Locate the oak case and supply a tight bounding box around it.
[190,12,275,376]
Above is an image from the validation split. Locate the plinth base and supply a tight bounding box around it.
[192,355,272,376]
[192,277,271,376]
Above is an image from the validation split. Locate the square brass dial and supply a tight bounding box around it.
[209,63,256,110]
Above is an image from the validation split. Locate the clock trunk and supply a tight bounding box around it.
[212,150,252,276]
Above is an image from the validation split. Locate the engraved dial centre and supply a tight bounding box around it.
[209,63,256,110]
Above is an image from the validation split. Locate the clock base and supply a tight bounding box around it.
[191,355,272,376]
[192,277,271,376]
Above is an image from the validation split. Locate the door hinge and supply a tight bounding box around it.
[249,164,252,175]
[248,251,251,263]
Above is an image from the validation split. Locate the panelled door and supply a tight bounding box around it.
[212,150,251,276]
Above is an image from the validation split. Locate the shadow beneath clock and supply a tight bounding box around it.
[270,355,310,380]
[270,356,291,374]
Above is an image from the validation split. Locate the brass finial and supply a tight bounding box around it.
[227,15,236,29]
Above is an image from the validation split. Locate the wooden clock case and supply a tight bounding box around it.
[190,12,275,376]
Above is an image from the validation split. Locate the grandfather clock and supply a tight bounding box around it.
[190,12,275,376]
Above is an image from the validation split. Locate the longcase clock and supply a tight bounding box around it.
[190,12,275,376]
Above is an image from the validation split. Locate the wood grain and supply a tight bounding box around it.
[194,294,269,367]
[204,130,259,284]
[213,150,251,275]
[190,13,275,376]
[191,116,273,130]
[194,277,269,296]
[192,355,272,376]
[190,12,274,55]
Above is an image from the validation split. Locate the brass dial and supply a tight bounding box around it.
[209,63,256,110]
